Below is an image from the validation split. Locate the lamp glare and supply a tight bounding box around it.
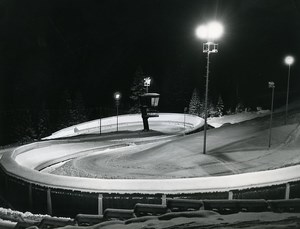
[196,21,223,40]
[114,92,121,100]
[195,25,208,39]
[285,56,294,65]
[207,21,223,39]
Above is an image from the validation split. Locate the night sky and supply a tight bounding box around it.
[0,0,300,144]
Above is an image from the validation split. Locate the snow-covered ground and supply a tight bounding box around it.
[1,103,300,194]
[1,208,300,229]
[1,104,300,228]
[43,113,203,139]
[207,109,269,127]
[49,107,300,180]
[1,209,300,229]
[61,211,300,229]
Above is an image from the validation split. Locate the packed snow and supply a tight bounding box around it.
[56,211,300,229]
[43,113,203,139]
[1,209,300,229]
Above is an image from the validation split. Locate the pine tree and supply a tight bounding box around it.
[199,97,206,118]
[37,104,50,139]
[72,92,87,124]
[129,66,147,113]
[58,90,85,128]
[188,88,201,116]
[216,95,224,117]
[58,90,73,128]
[12,109,36,143]
[235,101,245,113]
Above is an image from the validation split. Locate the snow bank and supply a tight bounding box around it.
[43,113,203,139]
[208,110,270,128]
[65,212,300,229]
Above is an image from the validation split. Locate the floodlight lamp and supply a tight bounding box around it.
[207,21,223,40]
[114,92,121,100]
[285,56,294,65]
[144,77,151,87]
[196,21,223,41]
[268,81,275,88]
[195,25,208,39]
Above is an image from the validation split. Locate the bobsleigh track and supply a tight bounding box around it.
[0,113,300,217]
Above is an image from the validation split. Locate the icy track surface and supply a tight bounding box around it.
[2,107,300,193]
[50,110,300,179]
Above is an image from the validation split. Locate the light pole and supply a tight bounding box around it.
[268,81,275,148]
[195,21,224,154]
[114,92,121,132]
[144,77,151,93]
[284,56,294,125]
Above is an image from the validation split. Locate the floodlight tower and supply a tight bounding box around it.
[114,92,121,132]
[284,55,294,125]
[195,21,224,154]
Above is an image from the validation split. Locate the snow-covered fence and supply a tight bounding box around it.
[43,113,203,139]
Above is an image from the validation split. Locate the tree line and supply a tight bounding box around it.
[0,91,121,146]
[1,67,248,146]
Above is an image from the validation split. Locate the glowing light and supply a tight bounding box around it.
[144,77,151,87]
[114,92,121,100]
[196,21,223,40]
[207,22,224,39]
[284,56,294,65]
[195,25,208,39]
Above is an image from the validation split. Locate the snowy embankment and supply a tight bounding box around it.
[63,212,300,229]
[1,209,300,229]
[208,109,270,128]
[44,113,203,139]
[1,210,300,229]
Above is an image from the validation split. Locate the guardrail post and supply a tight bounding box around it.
[285,183,290,200]
[47,188,52,215]
[98,194,103,215]
[28,183,32,211]
[228,191,233,200]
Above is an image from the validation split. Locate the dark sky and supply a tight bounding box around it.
[0,0,299,112]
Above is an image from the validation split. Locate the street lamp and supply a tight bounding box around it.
[144,77,151,93]
[114,92,121,132]
[268,81,275,148]
[195,21,224,154]
[284,55,294,125]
